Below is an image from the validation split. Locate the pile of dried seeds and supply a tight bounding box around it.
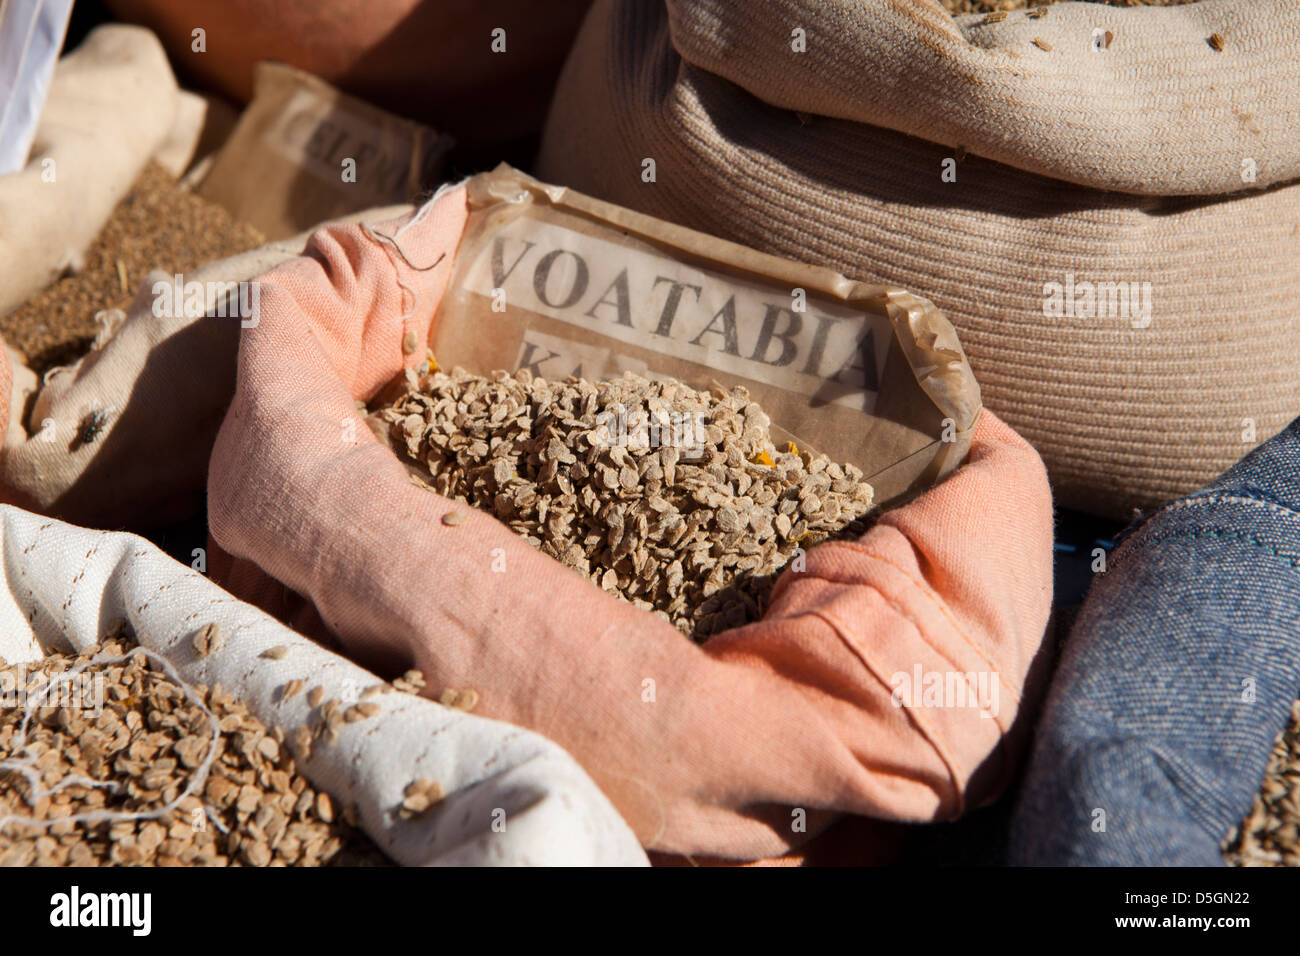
[1,162,265,374]
[0,631,389,867]
[380,367,874,642]
[1223,699,1300,867]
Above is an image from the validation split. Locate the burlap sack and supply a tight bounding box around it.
[0,504,646,866]
[197,63,453,240]
[535,0,1300,518]
[152,89,240,181]
[205,184,1055,862]
[0,206,410,530]
[0,24,178,317]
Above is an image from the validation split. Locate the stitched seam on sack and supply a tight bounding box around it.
[808,541,1021,705]
[1119,492,1300,547]
[1113,496,1300,572]
[1162,493,1300,524]
[803,606,969,818]
[1117,527,1300,572]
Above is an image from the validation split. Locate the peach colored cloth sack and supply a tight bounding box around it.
[207,183,1055,861]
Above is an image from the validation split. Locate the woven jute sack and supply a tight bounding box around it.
[0,504,646,866]
[535,0,1300,519]
[0,206,410,530]
[0,25,178,318]
[204,183,1055,862]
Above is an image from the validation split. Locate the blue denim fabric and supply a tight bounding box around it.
[1009,417,1300,865]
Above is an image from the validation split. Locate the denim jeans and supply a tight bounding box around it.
[1010,416,1300,865]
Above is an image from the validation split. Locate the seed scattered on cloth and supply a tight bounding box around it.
[281,679,305,700]
[442,511,467,526]
[261,646,289,661]
[380,368,875,642]
[191,622,222,658]
[392,670,426,695]
[343,705,370,724]
[0,632,388,866]
[1032,36,1052,51]
[1224,699,1300,867]
[307,687,325,708]
[291,726,313,763]
[399,778,444,820]
[1208,32,1225,51]
[438,689,480,712]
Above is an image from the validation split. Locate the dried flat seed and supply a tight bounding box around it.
[399,778,445,819]
[260,646,289,660]
[281,679,305,701]
[307,687,326,708]
[192,622,222,658]
[1208,32,1224,51]
[292,725,313,760]
[452,689,479,712]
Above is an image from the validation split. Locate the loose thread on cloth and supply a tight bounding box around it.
[360,221,446,328]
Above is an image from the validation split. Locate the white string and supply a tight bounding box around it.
[361,220,446,328]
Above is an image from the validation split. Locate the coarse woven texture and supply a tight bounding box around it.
[0,631,387,867]
[206,187,1055,862]
[536,0,1300,519]
[381,367,874,642]
[1010,414,1300,865]
[2,161,265,373]
[0,504,647,866]
[943,1,1199,13]
[0,204,410,531]
[0,25,178,318]
[1223,699,1300,866]
[656,0,1299,195]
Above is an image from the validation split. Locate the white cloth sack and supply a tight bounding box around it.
[0,504,647,866]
